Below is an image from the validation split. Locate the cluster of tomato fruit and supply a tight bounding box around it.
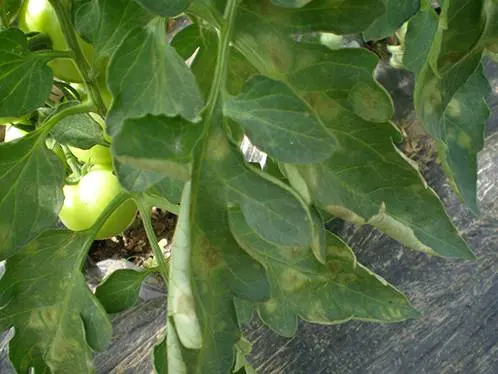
[1,0,137,240]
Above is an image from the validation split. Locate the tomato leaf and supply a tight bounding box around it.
[112,115,203,181]
[224,75,336,163]
[231,0,386,34]
[106,19,204,136]
[167,182,202,349]
[75,0,153,62]
[403,0,437,73]
[233,337,256,374]
[363,0,419,41]
[0,0,22,28]
[50,110,107,149]
[95,268,150,314]
[0,131,65,260]
[229,207,420,337]
[0,28,53,117]
[233,297,254,326]
[0,230,112,373]
[225,3,474,259]
[407,0,492,214]
[135,0,191,17]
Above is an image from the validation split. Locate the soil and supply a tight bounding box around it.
[88,208,177,267]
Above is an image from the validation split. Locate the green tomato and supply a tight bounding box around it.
[59,168,137,239]
[18,0,94,83]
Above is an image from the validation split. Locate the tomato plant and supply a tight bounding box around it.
[0,0,496,373]
[18,0,94,82]
[59,168,137,239]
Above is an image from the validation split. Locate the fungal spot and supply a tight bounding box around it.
[280,268,308,292]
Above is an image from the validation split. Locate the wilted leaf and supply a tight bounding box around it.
[0,28,53,117]
[0,230,112,373]
[95,268,150,313]
[0,131,65,259]
[229,207,420,337]
[106,19,204,135]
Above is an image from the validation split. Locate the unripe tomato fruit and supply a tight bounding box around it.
[18,0,94,82]
[59,168,137,239]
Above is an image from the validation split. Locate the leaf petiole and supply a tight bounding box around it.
[60,143,81,178]
[138,201,170,283]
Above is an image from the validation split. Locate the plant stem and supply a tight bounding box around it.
[138,201,170,283]
[88,192,131,237]
[48,0,106,116]
[34,50,75,61]
[60,144,81,177]
[204,0,240,121]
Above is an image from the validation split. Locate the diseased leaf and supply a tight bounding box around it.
[228,207,420,337]
[363,0,420,41]
[231,0,386,35]
[95,268,149,313]
[233,297,254,326]
[407,0,492,213]
[168,182,202,349]
[222,3,474,259]
[185,109,293,372]
[106,19,204,136]
[224,75,336,163]
[0,131,65,260]
[0,28,53,117]
[403,0,438,74]
[135,0,191,16]
[112,115,203,181]
[0,230,112,373]
[233,337,256,374]
[437,68,490,214]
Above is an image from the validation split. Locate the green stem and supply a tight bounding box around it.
[34,50,75,61]
[88,192,131,237]
[60,144,81,177]
[204,0,240,121]
[138,201,170,283]
[48,0,106,115]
